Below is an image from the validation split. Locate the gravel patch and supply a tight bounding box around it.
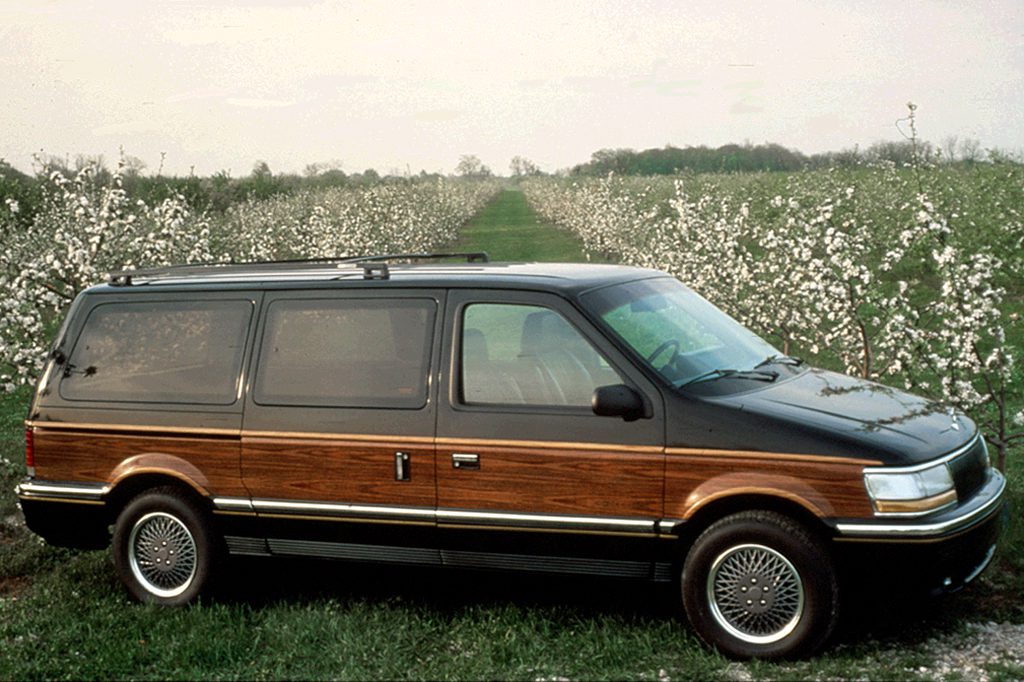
[733,621,1024,681]
[911,622,1024,681]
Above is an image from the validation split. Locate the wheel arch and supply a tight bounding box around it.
[677,492,835,547]
[104,472,211,523]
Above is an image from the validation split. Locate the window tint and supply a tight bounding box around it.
[461,304,623,407]
[60,300,252,405]
[254,298,435,409]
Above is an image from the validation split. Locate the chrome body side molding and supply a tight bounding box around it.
[22,486,676,536]
[211,497,254,512]
[657,518,685,533]
[15,481,109,501]
[213,497,665,535]
[436,508,656,534]
[251,498,435,521]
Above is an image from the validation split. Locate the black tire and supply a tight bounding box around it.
[681,510,838,659]
[112,487,218,605]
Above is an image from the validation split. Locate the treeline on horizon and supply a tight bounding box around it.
[0,157,435,227]
[569,137,1018,176]
[2,136,1019,227]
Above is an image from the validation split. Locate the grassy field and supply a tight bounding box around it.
[1,190,1022,680]
[453,188,597,262]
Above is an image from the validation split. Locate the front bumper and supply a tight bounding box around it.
[834,469,1006,539]
[831,470,1007,594]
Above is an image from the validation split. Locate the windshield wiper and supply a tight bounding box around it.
[754,354,804,369]
[679,368,778,388]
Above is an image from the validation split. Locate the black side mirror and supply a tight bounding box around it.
[592,384,645,422]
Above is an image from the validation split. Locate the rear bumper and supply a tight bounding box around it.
[18,495,111,549]
[16,479,112,549]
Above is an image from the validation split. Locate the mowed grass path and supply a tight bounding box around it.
[454,188,594,262]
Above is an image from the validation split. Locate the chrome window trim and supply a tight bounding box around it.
[836,470,1005,538]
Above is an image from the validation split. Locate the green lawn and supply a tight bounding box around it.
[1,192,1021,680]
[454,188,595,262]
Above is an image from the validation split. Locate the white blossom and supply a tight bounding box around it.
[0,164,499,392]
[522,165,1020,463]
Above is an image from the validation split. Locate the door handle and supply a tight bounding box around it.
[394,452,410,481]
[451,453,480,470]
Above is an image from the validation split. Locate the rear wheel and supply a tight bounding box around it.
[682,510,838,659]
[112,487,218,605]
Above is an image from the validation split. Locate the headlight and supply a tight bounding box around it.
[863,463,957,516]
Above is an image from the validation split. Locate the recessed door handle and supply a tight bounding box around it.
[452,453,480,470]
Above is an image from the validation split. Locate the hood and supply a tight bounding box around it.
[710,367,974,465]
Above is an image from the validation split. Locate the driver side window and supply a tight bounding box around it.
[460,304,623,407]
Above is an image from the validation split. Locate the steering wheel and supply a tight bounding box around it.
[646,339,680,368]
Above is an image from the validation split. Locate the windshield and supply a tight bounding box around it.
[582,278,781,389]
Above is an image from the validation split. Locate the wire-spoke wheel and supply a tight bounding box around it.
[113,487,219,605]
[128,512,199,598]
[707,543,804,644]
[682,511,838,659]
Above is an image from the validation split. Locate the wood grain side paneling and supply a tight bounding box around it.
[664,454,874,520]
[242,437,435,507]
[436,444,663,517]
[33,428,247,497]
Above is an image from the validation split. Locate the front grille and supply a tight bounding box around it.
[948,437,989,501]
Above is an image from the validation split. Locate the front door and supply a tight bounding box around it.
[435,290,667,576]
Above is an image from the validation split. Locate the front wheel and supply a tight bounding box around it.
[682,510,838,659]
[112,487,218,605]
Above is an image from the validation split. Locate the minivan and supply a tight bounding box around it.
[17,254,1006,659]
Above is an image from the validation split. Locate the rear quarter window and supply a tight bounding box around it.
[59,299,253,405]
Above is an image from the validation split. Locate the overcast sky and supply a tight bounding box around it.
[2,0,1022,177]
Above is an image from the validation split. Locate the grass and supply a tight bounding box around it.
[454,188,595,262]
[2,380,1019,680]
[1,191,1022,679]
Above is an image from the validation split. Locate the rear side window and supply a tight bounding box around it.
[60,300,253,405]
[254,298,435,409]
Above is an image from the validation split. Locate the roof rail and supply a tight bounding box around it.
[106,251,491,286]
[360,262,389,280]
[344,252,490,265]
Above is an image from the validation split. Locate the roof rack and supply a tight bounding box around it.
[344,252,490,265]
[106,251,491,286]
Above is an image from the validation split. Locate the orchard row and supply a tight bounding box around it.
[523,165,1023,465]
[0,166,498,392]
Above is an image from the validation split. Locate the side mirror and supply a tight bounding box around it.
[592,384,645,422]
